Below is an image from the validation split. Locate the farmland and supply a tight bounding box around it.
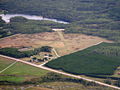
[0,57,15,71]
[45,43,120,76]
[0,56,115,90]
[0,32,111,56]
[0,0,120,89]
[0,56,49,82]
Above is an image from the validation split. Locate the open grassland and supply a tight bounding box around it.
[1,62,48,76]
[40,82,98,90]
[32,82,115,90]
[0,56,49,82]
[0,32,111,56]
[45,43,120,77]
[0,82,115,90]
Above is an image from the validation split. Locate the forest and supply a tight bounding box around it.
[0,46,52,58]
[0,0,120,42]
[0,16,67,37]
[45,43,120,76]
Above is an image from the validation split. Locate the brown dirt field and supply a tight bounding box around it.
[0,32,112,56]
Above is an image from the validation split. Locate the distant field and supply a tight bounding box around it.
[0,56,49,82]
[45,43,120,76]
[0,32,111,56]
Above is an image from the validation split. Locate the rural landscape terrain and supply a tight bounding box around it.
[0,0,120,90]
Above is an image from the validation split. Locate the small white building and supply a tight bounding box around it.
[52,28,65,32]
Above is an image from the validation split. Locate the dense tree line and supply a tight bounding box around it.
[0,46,52,58]
[93,43,120,57]
[0,16,12,38]
[0,48,36,58]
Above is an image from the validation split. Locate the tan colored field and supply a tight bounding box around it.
[0,32,112,56]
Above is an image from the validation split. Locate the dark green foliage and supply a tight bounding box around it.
[64,25,120,42]
[109,1,120,21]
[115,79,120,87]
[0,46,53,58]
[92,44,120,57]
[6,17,67,34]
[0,16,13,38]
[0,16,5,27]
[0,48,36,58]
[0,29,11,38]
[0,16,67,36]
[0,0,117,22]
[40,46,52,52]
[7,20,51,34]
[10,16,28,22]
[45,43,120,75]
[104,79,112,85]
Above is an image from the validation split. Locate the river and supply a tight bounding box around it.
[0,14,69,24]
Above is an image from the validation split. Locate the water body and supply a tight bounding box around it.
[0,14,69,24]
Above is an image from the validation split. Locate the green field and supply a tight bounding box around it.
[45,43,120,76]
[0,57,49,82]
[0,57,15,71]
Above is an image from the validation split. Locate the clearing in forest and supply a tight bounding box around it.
[0,32,112,56]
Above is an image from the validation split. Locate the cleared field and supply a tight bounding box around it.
[0,32,111,56]
[45,43,120,76]
[0,56,49,82]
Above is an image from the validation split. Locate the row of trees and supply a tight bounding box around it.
[0,46,52,58]
[104,78,120,87]
[0,16,12,38]
[93,45,120,57]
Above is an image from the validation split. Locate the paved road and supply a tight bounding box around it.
[0,54,120,90]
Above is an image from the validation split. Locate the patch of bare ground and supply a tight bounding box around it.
[0,32,112,56]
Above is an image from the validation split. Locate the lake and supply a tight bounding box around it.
[0,14,69,24]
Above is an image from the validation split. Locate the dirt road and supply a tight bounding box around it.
[0,54,120,90]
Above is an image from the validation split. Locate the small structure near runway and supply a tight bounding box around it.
[52,28,65,32]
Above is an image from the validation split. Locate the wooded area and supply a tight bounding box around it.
[0,46,52,58]
[0,0,120,42]
[46,43,120,75]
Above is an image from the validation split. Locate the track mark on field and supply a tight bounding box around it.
[0,61,18,74]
